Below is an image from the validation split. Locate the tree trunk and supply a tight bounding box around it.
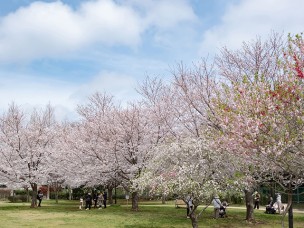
[244,189,254,222]
[12,190,15,202]
[190,206,198,228]
[68,187,72,200]
[108,186,114,204]
[26,188,30,202]
[30,183,38,208]
[288,187,294,228]
[288,202,293,228]
[55,182,59,204]
[131,191,139,211]
[47,185,50,200]
[281,191,293,228]
[161,193,166,204]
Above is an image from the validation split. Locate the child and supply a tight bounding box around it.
[79,197,83,210]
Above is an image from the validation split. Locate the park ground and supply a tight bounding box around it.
[0,200,303,227]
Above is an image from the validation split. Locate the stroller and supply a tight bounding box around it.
[219,201,228,218]
[265,200,276,214]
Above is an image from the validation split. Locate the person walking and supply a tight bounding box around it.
[212,195,222,219]
[37,190,44,207]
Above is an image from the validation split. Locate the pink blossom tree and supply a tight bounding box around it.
[212,32,287,222]
[213,33,303,227]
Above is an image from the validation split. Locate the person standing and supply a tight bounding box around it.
[93,192,98,208]
[37,190,43,207]
[79,197,84,210]
[253,191,260,209]
[186,193,193,218]
[97,192,104,209]
[212,195,222,219]
[85,193,92,210]
[103,191,107,208]
[276,193,282,214]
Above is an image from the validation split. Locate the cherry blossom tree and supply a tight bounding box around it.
[0,103,57,207]
[212,32,288,222]
[58,93,118,191]
[135,135,238,228]
[136,62,239,228]
[113,102,168,210]
[213,33,303,227]
[60,92,166,210]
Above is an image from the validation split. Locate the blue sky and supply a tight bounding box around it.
[0,0,303,120]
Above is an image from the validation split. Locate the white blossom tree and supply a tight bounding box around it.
[0,103,57,207]
[136,61,239,228]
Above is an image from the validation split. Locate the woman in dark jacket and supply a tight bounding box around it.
[103,191,107,208]
[85,193,92,210]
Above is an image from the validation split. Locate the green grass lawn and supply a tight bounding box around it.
[0,200,303,228]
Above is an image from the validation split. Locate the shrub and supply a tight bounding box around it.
[72,187,85,200]
[7,195,28,202]
[14,189,28,195]
[0,189,11,200]
[50,191,69,200]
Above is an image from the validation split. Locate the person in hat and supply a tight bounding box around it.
[212,194,222,219]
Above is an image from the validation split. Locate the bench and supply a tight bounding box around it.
[175,199,187,208]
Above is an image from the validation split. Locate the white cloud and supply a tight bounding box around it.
[0,0,141,62]
[78,0,142,45]
[0,70,140,120]
[200,0,304,55]
[0,0,196,63]
[0,73,79,120]
[0,0,196,121]
[130,0,197,29]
